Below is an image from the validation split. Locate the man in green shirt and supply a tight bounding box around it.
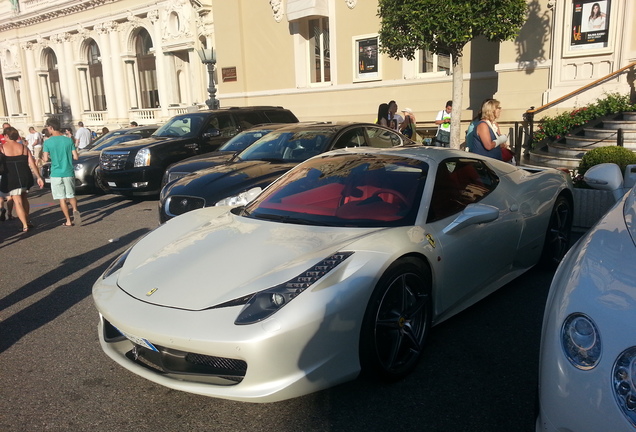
[43,118,81,226]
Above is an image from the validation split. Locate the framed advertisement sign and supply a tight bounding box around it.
[567,0,612,54]
[353,35,381,82]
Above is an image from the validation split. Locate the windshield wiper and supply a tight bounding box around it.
[254,157,286,163]
[253,212,326,226]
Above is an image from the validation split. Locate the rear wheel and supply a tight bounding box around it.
[360,258,431,380]
[539,194,573,269]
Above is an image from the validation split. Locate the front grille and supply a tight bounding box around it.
[41,164,51,178]
[104,318,247,383]
[166,195,205,217]
[126,344,247,383]
[100,151,130,171]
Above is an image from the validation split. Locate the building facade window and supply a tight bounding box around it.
[135,28,159,108]
[309,18,330,84]
[418,49,452,75]
[87,40,106,111]
[45,49,61,112]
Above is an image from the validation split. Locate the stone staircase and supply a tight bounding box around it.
[526,112,636,170]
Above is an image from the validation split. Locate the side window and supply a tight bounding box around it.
[235,112,266,130]
[264,110,298,123]
[366,127,402,148]
[332,128,366,149]
[427,158,499,222]
[204,114,238,138]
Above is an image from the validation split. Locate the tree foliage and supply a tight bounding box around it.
[378,0,528,149]
[377,0,527,62]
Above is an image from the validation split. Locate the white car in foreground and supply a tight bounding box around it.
[537,163,636,431]
[93,146,572,402]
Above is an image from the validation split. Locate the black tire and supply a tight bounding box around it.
[539,194,573,269]
[359,258,432,380]
[94,168,110,194]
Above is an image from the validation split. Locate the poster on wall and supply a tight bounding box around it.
[354,36,380,81]
[570,0,611,51]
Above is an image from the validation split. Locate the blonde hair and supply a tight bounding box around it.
[480,99,501,122]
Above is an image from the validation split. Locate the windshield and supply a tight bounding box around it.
[238,130,332,163]
[219,129,274,153]
[242,153,428,227]
[153,114,206,138]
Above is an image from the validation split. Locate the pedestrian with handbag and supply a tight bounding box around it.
[433,101,452,147]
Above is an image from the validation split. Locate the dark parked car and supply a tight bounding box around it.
[158,122,417,223]
[42,125,158,193]
[161,123,292,188]
[98,106,298,197]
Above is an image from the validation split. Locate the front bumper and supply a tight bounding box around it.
[92,266,371,402]
[98,166,164,196]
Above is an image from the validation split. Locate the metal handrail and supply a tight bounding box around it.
[524,61,636,145]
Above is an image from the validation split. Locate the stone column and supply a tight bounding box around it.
[108,23,128,121]
[60,33,82,122]
[149,9,169,117]
[22,42,44,123]
[39,74,52,114]
[96,23,117,123]
[78,67,91,111]
[124,59,139,109]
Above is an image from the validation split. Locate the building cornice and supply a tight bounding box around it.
[0,0,117,32]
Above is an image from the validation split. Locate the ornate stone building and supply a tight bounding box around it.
[0,0,634,137]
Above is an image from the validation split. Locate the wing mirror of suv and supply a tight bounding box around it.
[203,129,222,138]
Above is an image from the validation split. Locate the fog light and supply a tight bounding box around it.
[132,182,148,188]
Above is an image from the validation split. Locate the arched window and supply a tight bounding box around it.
[45,49,61,112]
[87,40,106,111]
[135,28,159,108]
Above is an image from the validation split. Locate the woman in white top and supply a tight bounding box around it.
[588,3,606,30]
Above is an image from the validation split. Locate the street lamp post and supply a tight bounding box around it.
[197,47,220,110]
[49,95,58,114]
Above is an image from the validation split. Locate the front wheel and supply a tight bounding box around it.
[359,258,432,380]
[539,194,573,269]
[94,168,110,194]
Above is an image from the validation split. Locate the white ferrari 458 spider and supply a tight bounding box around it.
[93,146,573,402]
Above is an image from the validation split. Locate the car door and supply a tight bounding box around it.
[424,157,521,313]
[199,113,238,153]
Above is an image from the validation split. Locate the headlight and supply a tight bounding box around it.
[561,313,601,369]
[134,148,151,167]
[224,252,353,325]
[215,187,262,207]
[613,347,636,427]
[102,248,133,279]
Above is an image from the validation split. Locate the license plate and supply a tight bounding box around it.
[108,182,116,187]
[45,178,51,183]
[118,329,158,352]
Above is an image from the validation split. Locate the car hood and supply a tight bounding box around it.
[103,135,182,152]
[167,151,235,173]
[117,207,381,310]
[163,159,295,204]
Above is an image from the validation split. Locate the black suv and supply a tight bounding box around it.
[98,106,298,197]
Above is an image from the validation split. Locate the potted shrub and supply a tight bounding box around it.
[572,146,636,227]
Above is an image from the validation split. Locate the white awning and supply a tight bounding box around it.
[286,0,329,21]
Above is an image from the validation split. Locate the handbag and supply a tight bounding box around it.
[436,129,450,144]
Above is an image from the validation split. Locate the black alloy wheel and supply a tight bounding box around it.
[360,258,431,380]
[540,194,573,269]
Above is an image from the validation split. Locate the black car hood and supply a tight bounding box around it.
[162,159,295,205]
[102,135,183,153]
[167,151,236,174]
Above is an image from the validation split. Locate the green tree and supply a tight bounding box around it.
[378,0,527,149]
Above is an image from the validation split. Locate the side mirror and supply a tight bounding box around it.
[442,203,499,234]
[203,129,221,138]
[584,163,625,201]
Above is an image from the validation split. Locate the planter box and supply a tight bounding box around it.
[573,188,615,228]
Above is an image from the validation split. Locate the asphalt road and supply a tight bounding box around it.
[0,188,577,432]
